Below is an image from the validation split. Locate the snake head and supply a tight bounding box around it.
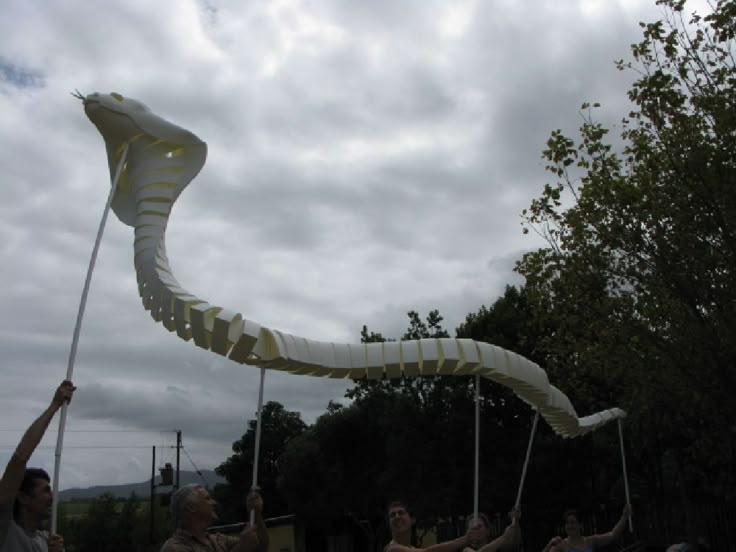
[84,92,207,227]
[84,92,203,146]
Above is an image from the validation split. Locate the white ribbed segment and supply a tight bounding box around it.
[383,341,402,379]
[210,309,241,356]
[330,344,352,379]
[436,338,461,374]
[228,319,261,363]
[456,339,481,374]
[419,339,440,375]
[84,91,627,438]
[365,343,385,380]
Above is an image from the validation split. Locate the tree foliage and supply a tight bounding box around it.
[58,492,157,552]
[281,310,476,531]
[277,306,569,544]
[349,309,451,403]
[517,0,736,508]
[216,401,307,520]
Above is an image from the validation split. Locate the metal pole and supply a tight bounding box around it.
[51,143,129,533]
[473,374,480,521]
[250,367,267,526]
[617,418,633,531]
[514,410,540,510]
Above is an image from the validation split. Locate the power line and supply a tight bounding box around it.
[0,429,179,433]
[0,429,181,449]
[181,446,210,488]
[0,445,178,450]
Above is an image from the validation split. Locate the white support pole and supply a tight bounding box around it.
[51,144,129,534]
[473,374,480,521]
[617,418,633,531]
[250,366,267,526]
[514,409,540,511]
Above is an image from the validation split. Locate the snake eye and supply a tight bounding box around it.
[111,92,124,102]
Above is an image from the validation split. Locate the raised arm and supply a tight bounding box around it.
[248,488,269,552]
[387,523,485,552]
[233,527,260,552]
[542,536,563,552]
[0,381,76,509]
[478,509,521,552]
[588,504,630,548]
[232,489,270,552]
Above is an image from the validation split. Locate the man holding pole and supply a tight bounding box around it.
[386,500,485,552]
[161,485,268,552]
[0,380,75,552]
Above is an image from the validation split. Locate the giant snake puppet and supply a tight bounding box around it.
[43,90,633,533]
[81,91,626,438]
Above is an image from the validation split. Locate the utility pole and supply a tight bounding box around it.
[176,430,181,489]
[150,431,181,545]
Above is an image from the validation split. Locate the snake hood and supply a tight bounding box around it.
[83,91,207,227]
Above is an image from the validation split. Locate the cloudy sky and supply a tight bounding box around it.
[0,0,702,491]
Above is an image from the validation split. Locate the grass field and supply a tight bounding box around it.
[60,500,126,518]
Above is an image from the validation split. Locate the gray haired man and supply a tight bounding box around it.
[160,484,268,552]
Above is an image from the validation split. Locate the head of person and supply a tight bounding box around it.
[466,513,492,547]
[171,484,218,528]
[387,500,415,540]
[562,509,583,538]
[13,468,52,523]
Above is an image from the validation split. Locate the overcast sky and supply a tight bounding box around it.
[0,0,703,491]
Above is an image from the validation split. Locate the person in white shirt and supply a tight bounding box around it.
[0,380,75,552]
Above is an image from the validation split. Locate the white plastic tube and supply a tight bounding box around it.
[51,144,129,533]
[249,367,267,526]
[617,418,633,531]
[473,374,480,521]
[514,410,540,510]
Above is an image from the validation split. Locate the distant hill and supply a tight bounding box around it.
[59,470,227,501]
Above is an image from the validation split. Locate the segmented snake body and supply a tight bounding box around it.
[83,92,625,437]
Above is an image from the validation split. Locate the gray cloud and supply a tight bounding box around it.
[0,0,682,489]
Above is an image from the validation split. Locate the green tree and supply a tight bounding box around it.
[279,311,473,540]
[58,492,169,552]
[517,0,736,542]
[56,502,84,552]
[279,366,478,547]
[349,309,451,403]
[456,286,541,359]
[216,401,307,520]
[115,492,141,551]
[459,286,627,517]
[78,493,119,552]
[354,309,475,513]
[278,309,544,543]
[134,494,171,550]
